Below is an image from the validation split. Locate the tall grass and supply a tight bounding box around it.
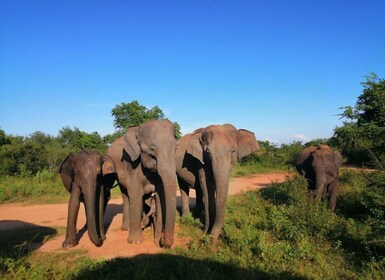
[0,170,122,204]
[0,171,68,204]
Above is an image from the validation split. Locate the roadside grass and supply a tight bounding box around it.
[2,169,385,279]
[0,163,285,204]
[0,174,68,204]
[0,174,122,204]
[232,162,292,177]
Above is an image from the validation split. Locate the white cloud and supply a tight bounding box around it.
[293,134,310,142]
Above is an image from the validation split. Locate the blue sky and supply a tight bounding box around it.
[1,1,384,144]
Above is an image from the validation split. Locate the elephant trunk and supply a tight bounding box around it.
[99,184,106,241]
[210,157,232,239]
[158,165,177,248]
[313,165,326,202]
[84,183,103,247]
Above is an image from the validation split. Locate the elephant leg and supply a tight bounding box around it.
[314,173,326,204]
[198,168,211,235]
[178,177,190,216]
[127,180,144,244]
[63,188,81,248]
[194,186,203,219]
[119,184,130,231]
[154,192,162,246]
[328,179,339,212]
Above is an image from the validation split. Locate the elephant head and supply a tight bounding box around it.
[186,124,260,238]
[109,119,177,247]
[59,149,115,248]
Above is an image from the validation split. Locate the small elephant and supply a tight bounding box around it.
[107,119,177,248]
[295,144,343,211]
[142,193,156,229]
[176,124,260,240]
[59,149,115,248]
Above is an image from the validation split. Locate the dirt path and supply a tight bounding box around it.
[0,172,290,259]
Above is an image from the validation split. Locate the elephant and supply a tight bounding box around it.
[107,119,177,248]
[142,193,156,229]
[176,124,260,240]
[295,144,343,211]
[59,149,116,248]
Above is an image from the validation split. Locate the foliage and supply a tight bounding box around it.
[0,129,11,146]
[0,129,107,177]
[58,127,107,152]
[110,100,182,139]
[0,101,183,177]
[111,100,165,130]
[235,140,303,175]
[331,73,385,169]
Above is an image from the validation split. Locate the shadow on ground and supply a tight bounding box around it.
[0,220,57,259]
[75,253,308,280]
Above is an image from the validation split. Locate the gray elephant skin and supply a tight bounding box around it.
[59,149,115,248]
[295,144,343,212]
[107,119,177,248]
[176,124,260,240]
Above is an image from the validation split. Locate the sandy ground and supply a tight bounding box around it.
[0,172,289,259]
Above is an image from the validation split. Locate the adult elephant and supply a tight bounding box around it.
[176,124,260,240]
[295,144,343,212]
[59,149,116,248]
[107,119,177,248]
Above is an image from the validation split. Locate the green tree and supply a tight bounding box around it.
[110,100,182,139]
[57,127,106,152]
[0,128,11,146]
[111,100,165,131]
[0,135,24,176]
[332,73,385,168]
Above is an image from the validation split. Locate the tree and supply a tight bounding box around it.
[57,127,106,152]
[111,100,165,131]
[332,73,385,168]
[110,100,182,139]
[0,128,11,146]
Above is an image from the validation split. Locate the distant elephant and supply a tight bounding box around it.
[295,144,343,211]
[176,124,260,239]
[59,149,116,248]
[107,119,177,248]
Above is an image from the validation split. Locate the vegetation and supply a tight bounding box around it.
[0,128,107,178]
[110,100,182,139]
[1,170,385,279]
[331,73,385,169]
[0,100,180,178]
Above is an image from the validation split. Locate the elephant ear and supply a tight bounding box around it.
[59,155,74,193]
[237,129,260,161]
[102,155,116,175]
[122,126,141,161]
[334,151,343,168]
[186,129,204,164]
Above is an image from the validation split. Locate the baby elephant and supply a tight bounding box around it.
[295,144,343,211]
[59,149,115,248]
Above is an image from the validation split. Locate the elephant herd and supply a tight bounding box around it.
[59,119,342,249]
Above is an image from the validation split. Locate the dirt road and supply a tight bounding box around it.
[0,172,289,259]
